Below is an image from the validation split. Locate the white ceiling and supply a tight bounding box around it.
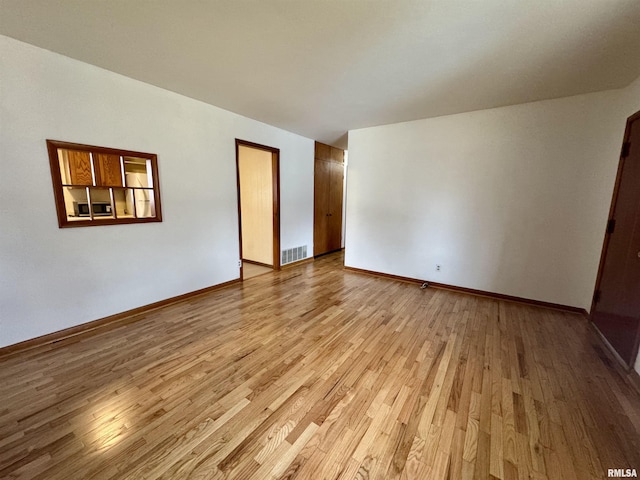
[2,0,640,148]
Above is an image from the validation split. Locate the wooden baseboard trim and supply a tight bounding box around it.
[0,278,241,359]
[344,266,587,315]
[588,319,635,369]
[242,259,274,269]
[588,318,640,394]
[281,257,314,269]
[628,369,640,396]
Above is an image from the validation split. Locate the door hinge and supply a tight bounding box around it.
[621,141,630,158]
[593,290,601,304]
[606,218,616,234]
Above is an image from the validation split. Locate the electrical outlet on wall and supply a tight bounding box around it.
[436,264,441,272]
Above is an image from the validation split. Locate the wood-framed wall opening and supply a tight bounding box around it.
[235,139,281,281]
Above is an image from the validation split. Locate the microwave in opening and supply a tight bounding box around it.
[74,202,112,217]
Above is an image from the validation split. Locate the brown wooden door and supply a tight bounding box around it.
[95,153,123,186]
[314,158,331,255]
[327,160,344,252]
[67,150,93,185]
[592,110,640,367]
[314,142,344,256]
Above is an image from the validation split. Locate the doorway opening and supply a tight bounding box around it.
[235,139,280,280]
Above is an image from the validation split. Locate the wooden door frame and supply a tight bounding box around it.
[590,109,640,369]
[235,139,281,280]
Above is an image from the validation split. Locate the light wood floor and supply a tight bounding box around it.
[243,262,273,279]
[1,252,639,480]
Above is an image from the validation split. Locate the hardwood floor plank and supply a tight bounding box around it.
[1,252,639,479]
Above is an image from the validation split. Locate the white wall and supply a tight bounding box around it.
[239,145,273,265]
[346,87,635,311]
[0,36,314,348]
[622,76,640,116]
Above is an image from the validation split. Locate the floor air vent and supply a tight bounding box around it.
[281,245,307,265]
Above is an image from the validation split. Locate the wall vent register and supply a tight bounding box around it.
[46,140,162,228]
[282,245,307,265]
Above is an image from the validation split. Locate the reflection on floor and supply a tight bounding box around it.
[243,262,272,279]
[2,252,640,479]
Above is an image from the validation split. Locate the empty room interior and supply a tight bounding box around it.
[1,1,640,479]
